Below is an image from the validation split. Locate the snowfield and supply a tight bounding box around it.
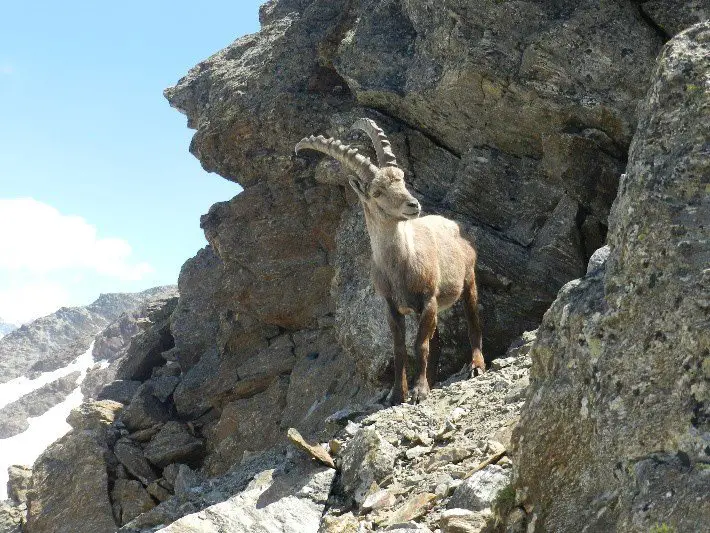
[0,342,103,501]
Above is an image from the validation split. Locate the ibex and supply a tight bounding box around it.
[296,119,484,404]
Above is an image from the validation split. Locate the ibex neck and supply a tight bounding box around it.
[362,207,414,268]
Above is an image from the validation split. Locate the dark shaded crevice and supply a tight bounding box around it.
[368,105,463,160]
[634,2,671,42]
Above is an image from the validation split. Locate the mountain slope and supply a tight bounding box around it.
[0,286,176,385]
[0,321,17,339]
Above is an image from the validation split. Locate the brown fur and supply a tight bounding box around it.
[296,122,484,404]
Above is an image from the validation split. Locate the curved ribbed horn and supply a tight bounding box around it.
[351,118,398,168]
[295,134,378,182]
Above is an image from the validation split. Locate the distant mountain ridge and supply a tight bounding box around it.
[0,286,177,385]
[0,320,17,339]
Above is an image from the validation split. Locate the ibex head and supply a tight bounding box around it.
[296,119,420,221]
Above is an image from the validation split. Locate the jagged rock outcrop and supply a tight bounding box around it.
[83,294,179,400]
[513,21,710,532]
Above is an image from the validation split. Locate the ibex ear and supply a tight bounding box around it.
[348,177,368,199]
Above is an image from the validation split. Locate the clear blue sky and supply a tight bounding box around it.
[0,1,264,322]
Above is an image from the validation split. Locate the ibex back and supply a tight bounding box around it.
[296,119,484,404]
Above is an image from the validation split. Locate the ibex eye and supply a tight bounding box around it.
[371,189,382,198]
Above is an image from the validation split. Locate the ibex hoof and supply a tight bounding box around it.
[410,380,430,404]
[462,362,486,379]
[387,387,407,406]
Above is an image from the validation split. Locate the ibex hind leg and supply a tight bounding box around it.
[427,326,440,387]
[463,275,485,377]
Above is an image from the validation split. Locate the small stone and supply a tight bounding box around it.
[387,493,437,525]
[287,427,336,468]
[450,407,467,421]
[362,489,397,511]
[321,512,359,533]
[448,465,510,511]
[491,357,516,371]
[425,446,473,471]
[416,433,433,446]
[498,456,512,468]
[345,421,361,436]
[440,508,492,533]
[385,523,433,532]
[405,446,432,460]
[486,440,506,455]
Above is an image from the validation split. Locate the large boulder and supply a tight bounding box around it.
[154,458,335,533]
[25,401,123,533]
[513,22,710,532]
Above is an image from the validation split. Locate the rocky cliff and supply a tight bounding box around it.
[3,1,708,532]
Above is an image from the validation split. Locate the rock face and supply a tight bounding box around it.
[159,0,675,471]
[513,22,710,533]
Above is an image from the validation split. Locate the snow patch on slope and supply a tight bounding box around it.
[0,342,98,501]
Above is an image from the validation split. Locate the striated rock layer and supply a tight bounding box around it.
[513,22,710,532]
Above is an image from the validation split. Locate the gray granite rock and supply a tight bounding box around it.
[7,465,32,506]
[111,479,156,526]
[514,22,710,532]
[154,459,335,533]
[448,465,510,511]
[144,422,205,469]
[341,428,397,506]
[114,440,158,486]
[120,384,170,432]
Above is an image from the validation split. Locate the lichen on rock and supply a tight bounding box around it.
[513,20,710,533]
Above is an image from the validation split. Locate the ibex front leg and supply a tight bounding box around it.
[386,300,408,405]
[411,297,438,403]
